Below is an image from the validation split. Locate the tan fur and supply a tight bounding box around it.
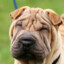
[58,14,64,64]
[9,6,64,64]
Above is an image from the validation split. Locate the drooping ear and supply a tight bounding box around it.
[61,14,64,24]
[45,9,62,25]
[10,6,30,20]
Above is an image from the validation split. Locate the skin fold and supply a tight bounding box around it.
[9,6,64,64]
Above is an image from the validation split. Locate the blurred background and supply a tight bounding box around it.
[0,0,64,64]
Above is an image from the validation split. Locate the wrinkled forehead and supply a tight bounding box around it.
[14,8,51,31]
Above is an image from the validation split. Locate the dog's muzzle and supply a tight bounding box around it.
[19,33,35,50]
[11,32,50,62]
[11,33,39,61]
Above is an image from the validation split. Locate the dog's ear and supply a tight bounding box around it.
[10,6,29,20]
[61,14,64,24]
[45,9,62,26]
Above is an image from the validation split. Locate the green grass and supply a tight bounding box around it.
[0,0,64,64]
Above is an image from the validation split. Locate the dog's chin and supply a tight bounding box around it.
[19,54,44,62]
[11,44,49,62]
[11,51,44,62]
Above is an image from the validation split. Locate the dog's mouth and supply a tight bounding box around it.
[11,43,46,62]
[19,52,37,61]
[15,52,44,62]
[11,42,49,62]
[11,33,50,62]
[11,47,44,62]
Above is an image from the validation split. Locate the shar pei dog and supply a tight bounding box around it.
[9,6,64,64]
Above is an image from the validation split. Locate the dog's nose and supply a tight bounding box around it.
[21,39,35,47]
[19,33,35,48]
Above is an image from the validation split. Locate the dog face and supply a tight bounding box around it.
[9,6,61,62]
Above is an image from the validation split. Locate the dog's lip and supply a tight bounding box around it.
[15,52,35,60]
[23,53,34,57]
[11,48,45,62]
[17,52,44,62]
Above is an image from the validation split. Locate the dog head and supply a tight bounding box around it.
[9,6,62,62]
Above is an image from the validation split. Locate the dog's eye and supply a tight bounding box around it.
[15,24,22,27]
[39,28,49,32]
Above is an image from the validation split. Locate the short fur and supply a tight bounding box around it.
[9,6,64,64]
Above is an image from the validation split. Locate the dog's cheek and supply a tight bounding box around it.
[40,31,51,51]
[34,32,50,57]
[9,24,14,40]
[12,25,22,41]
[9,24,17,40]
[50,26,58,49]
[40,30,50,41]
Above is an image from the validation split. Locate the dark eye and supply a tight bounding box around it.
[15,24,22,27]
[39,28,49,32]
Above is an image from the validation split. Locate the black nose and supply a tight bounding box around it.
[19,33,35,48]
[21,39,35,47]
